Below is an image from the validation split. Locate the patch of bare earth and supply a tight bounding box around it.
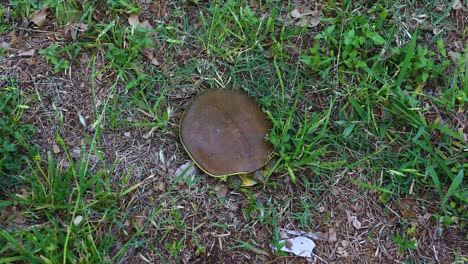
[1,1,467,263]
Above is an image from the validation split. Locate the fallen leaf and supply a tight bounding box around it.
[142,48,160,65]
[64,22,89,41]
[8,31,21,47]
[351,216,362,229]
[279,229,289,239]
[135,216,144,228]
[12,214,26,224]
[314,231,328,241]
[328,227,337,243]
[448,51,459,63]
[160,62,168,77]
[151,57,160,66]
[140,20,153,30]
[337,246,349,257]
[290,9,302,18]
[73,215,83,226]
[290,8,321,28]
[30,8,49,28]
[18,49,35,57]
[23,57,38,66]
[52,143,61,154]
[16,188,30,199]
[215,183,228,198]
[128,14,140,27]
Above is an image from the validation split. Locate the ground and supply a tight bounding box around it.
[0,0,467,263]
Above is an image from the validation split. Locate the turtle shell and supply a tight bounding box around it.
[180,89,274,177]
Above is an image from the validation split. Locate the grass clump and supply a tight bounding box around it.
[0,79,35,193]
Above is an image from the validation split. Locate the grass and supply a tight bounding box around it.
[1,0,467,262]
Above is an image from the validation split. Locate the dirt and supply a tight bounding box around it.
[1,1,467,263]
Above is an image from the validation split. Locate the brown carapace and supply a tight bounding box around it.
[180,89,274,177]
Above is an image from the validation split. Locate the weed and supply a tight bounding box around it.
[39,43,71,73]
[0,79,35,193]
[393,233,418,255]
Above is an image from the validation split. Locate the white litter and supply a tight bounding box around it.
[272,229,317,258]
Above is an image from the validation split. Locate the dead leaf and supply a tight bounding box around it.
[314,231,328,241]
[160,62,168,77]
[128,15,153,30]
[8,31,21,48]
[64,22,89,41]
[128,14,140,27]
[12,214,26,224]
[290,9,302,18]
[140,20,153,30]
[351,216,362,229]
[142,48,160,65]
[154,181,165,192]
[215,183,228,198]
[279,229,289,239]
[23,57,38,66]
[18,49,35,57]
[135,216,144,228]
[328,227,337,243]
[16,188,30,199]
[52,143,61,154]
[448,51,459,63]
[290,8,321,28]
[30,8,49,28]
[337,246,349,257]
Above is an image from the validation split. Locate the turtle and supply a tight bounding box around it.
[179,89,275,187]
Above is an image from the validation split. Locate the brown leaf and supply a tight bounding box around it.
[154,181,165,192]
[23,57,38,66]
[52,143,61,154]
[8,31,21,48]
[328,227,337,243]
[140,20,153,30]
[12,214,26,224]
[64,22,89,41]
[290,8,321,27]
[160,62,168,77]
[290,9,302,18]
[128,14,140,27]
[30,8,49,28]
[135,216,144,228]
[314,231,328,241]
[215,184,228,198]
[18,49,35,57]
[142,48,154,60]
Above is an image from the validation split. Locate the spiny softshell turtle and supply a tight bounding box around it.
[180,89,274,186]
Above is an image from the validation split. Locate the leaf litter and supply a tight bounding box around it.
[30,8,49,28]
[2,1,467,263]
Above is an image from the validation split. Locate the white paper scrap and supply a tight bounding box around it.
[278,236,316,258]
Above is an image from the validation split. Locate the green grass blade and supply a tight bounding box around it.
[442,169,464,211]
